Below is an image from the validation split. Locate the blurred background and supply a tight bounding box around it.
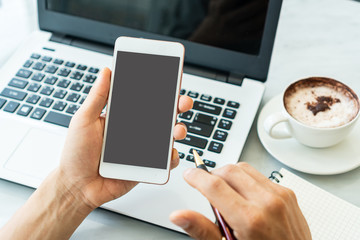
[0,0,37,67]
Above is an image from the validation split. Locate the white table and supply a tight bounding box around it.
[1,0,360,239]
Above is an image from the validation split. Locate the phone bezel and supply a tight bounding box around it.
[99,36,184,184]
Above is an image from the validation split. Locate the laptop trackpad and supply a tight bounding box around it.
[5,128,66,180]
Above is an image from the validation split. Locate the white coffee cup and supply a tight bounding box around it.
[264,77,360,148]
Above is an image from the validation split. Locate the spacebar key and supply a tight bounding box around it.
[177,134,208,149]
[44,111,72,128]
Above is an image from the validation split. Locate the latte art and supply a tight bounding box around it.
[284,78,359,128]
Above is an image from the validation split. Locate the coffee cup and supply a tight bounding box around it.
[264,77,360,148]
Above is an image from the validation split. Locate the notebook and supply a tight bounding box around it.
[270,169,360,239]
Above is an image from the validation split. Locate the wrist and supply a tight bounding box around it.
[54,168,96,215]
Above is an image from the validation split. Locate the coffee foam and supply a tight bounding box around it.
[284,78,359,128]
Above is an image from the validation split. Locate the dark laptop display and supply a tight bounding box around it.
[39,0,282,81]
[47,0,268,55]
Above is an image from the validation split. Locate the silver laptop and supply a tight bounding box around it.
[0,0,282,233]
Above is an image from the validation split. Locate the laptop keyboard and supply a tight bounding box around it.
[0,53,99,127]
[0,53,240,169]
[176,89,239,168]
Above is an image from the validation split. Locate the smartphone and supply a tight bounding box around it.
[99,37,184,184]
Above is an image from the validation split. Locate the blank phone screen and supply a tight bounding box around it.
[103,51,180,169]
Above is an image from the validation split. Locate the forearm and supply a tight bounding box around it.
[0,169,94,240]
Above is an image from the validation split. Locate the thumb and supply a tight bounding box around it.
[170,210,222,240]
[79,67,111,120]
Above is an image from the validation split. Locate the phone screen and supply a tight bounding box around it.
[103,51,180,169]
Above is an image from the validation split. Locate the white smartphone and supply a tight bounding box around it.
[99,36,185,184]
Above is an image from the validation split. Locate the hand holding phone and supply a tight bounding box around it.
[99,37,185,184]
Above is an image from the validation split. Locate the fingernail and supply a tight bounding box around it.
[172,218,189,229]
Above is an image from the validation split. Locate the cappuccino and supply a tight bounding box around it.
[284,78,359,128]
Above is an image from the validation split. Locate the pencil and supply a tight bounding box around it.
[192,150,236,240]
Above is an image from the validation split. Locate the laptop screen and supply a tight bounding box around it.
[46,0,268,56]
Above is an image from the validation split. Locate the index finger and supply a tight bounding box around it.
[183,168,246,224]
[178,95,193,114]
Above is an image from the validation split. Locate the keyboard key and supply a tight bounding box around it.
[8,78,28,89]
[57,79,71,88]
[42,56,52,62]
[27,83,41,92]
[4,101,20,113]
[26,94,41,104]
[66,104,80,114]
[31,53,41,59]
[76,64,87,71]
[70,71,84,80]
[194,113,217,126]
[16,69,32,79]
[214,97,225,105]
[1,88,27,100]
[44,111,72,127]
[40,86,54,96]
[53,101,67,111]
[200,94,212,102]
[53,89,67,99]
[58,68,71,77]
[39,97,54,108]
[208,141,223,153]
[23,60,33,68]
[186,155,194,162]
[17,104,33,116]
[227,101,240,109]
[193,101,221,115]
[177,134,208,149]
[65,62,75,68]
[66,93,80,102]
[0,98,7,109]
[203,160,216,168]
[53,59,64,65]
[44,76,58,85]
[213,130,228,142]
[179,152,185,159]
[31,72,45,82]
[88,67,99,73]
[83,85,92,94]
[189,148,203,156]
[218,119,232,130]
[187,91,199,98]
[79,96,86,104]
[180,89,186,95]
[30,108,46,120]
[179,111,193,120]
[223,108,237,119]
[32,62,46,71]
[83,74,96,83]
[183,121,214,137]
[44,65,58,74]
[70,82,84,91]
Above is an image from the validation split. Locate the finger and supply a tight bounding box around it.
[170,210,222,240]
[170,148,180,170]
[173,122,187,140]
[211,164,266,200]
[79,67,111,120]
[178,95,193,114]
[235,162,279,191]
[183,168,246,223]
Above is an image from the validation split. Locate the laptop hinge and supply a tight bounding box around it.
[184,64,244,86]
[228,72,245,86]
[50,33,113,55]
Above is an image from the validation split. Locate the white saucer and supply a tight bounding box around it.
[257,95,360,175]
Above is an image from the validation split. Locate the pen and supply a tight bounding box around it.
[192,150,236,240]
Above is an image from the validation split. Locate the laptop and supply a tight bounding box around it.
[0,0,282,233]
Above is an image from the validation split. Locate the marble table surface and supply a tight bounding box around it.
[1,0,360,239]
